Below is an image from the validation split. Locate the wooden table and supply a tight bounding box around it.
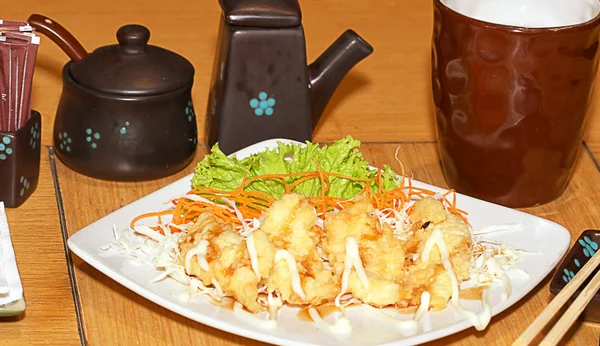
[2,0,600,345]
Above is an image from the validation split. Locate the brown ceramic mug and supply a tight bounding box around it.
[432,0,600,208]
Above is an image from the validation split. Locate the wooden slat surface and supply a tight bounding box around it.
[1,0,600,345]
[55,148,254,346]
[1,150,80,345]
[55,143,600,346]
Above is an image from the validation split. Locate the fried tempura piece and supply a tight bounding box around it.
[175,192,474,315]
[259,193,320,258]
[346,273,404,307]
[323,195,406,307]
[248,229,275,279]
[178,213,262,312]
[405,198,473,310]
[259,194,339,305]
[409,196,447,227]
[428,213,473,280]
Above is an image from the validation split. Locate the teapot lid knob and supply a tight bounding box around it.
[117,24,150,54]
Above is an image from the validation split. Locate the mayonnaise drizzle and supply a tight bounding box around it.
[233,302,278,329]
[422,228,492,331]
[308,308,352,334]
[246,232,261,279]
[274,250,306,299]
[267,291,282,321]
[185,240,210,273]
[335,237,370,306]
[362,291,431,334]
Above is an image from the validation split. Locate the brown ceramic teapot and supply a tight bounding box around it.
[28,14,197,181]
[205,0,374,154]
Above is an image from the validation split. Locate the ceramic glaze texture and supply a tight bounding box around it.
[29,17,197,182]
[206,0,373,155]
[0,111,41,207]
[432,0,600,207]
[54,64,197,181]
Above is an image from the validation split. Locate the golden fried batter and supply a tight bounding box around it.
[323,195,406,307]
[178,213,262,312]
[177,193,473,314]
[409,196,447,225]
[406,198,473,310]
[260,194,339,305]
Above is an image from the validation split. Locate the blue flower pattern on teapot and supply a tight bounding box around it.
[250,92,276,116]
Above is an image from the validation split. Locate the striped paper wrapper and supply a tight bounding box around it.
[0,20,39,132]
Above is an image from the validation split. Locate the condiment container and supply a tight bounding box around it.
[28,14,197,181]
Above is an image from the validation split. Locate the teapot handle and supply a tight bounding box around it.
[27,14,88,61]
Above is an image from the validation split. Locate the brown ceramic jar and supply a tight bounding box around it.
[432,0,600,207]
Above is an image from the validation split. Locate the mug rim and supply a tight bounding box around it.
[434,0,600,32]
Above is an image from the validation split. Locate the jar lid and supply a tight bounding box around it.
[69,24,194,96]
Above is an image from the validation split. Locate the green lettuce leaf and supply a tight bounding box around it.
[191,136,402,199]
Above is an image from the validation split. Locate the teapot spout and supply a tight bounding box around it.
[308,29,373,130]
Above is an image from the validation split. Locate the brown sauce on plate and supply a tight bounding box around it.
[297,304,342,322]
[385,306,418,315]
[459,286,488,301]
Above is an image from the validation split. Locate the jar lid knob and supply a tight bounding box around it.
[117,24,150,55]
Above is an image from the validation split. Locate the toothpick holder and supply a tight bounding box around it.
[0,111,41,208]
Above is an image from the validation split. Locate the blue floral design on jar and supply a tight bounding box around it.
[185,101,195,122]
[0,136,13,160]
[30,122,40,149]
[249,91,276,116]
[85,128,101,149]
[19,176,30,197]
[119,121,131,135]
[58,132,72,152]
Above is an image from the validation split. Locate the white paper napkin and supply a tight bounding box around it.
[0,202,23,306]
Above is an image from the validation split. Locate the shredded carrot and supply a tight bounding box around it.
[130,163,470,233]
[129,210,176,229]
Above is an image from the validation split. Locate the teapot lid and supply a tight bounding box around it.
[220,0,301,28]
[69,25,194,95]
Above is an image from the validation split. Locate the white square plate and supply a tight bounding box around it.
[67,139,570,345]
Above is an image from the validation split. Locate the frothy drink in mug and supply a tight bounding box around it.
[432,0,600,207]
[443,0,600,28]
